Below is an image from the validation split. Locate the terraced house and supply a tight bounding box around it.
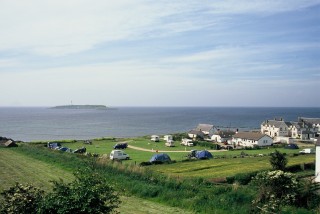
[261,118,291,138]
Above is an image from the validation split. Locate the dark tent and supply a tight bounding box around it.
[4,140,18,147]
[195,150,213,159]
[149,153,171,163]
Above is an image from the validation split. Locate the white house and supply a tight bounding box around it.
[188,129,205,140]
[232,132,273,147]
[315,137,320,182]
[261,118,291,138]
[298,117,320,135]
[210,130,235,143]
[289,121,316,140]
[195,124,216,136]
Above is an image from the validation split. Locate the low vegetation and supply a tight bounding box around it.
[1,138,319,213]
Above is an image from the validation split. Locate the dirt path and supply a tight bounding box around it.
[127,145,225,153]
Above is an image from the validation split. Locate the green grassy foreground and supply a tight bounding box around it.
[0,147,192,214]
[1,139,317,213]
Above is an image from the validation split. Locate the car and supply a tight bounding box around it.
[284,143,299,149]
[299,148,315,154]
[110,150,130,160]
[113,143,128,149]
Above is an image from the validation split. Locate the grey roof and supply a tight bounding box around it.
[233,132,269,141]
[196,124,214,132]
[189,129,204,136]
[290,121,313,129]
[261,119,291,128]
[299,117,320,125]
[316,137,320,146]
[213,130,235,138]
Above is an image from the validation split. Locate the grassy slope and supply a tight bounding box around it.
[0,147,192,214]
[149,155,315,179]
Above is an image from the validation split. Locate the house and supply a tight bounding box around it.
[232,132,273,147]
[261,118,291,138]
[289,121,316,140]
[315,137,320,182]
[188,129,204,140]
[210,130,235,143]
[195,124,216,135]
[298,117,320,135]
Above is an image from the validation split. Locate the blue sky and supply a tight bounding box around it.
[0,0,319,107]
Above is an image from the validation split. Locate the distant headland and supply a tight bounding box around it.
[50,105,109,110]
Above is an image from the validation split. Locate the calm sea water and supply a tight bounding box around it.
[0,107,319,142]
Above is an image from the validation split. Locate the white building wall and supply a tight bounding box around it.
[316,145,320,182]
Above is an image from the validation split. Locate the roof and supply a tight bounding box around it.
[316,137,320,146]
[299,117,320,125]
[233,132,269,141]
[213,130,235,138]
[189,129,205,137]
[290,121,313,129]
[261,119,291,128]
[196,124,214,132]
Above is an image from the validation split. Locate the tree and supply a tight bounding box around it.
[269,150,287,171]
[0,183,44,214]
[38,168,120,214]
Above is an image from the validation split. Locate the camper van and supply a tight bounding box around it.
[151,135,160,142]
[110,150,130,160]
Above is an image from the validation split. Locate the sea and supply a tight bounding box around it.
[0,107,319,142]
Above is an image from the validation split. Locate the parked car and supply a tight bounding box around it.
[299,148,315,154]
[284,143,299,149]
[110,150,130,160]
[113,143,128,149]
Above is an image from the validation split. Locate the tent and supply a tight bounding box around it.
[149,153,171,163]
[195,150,213,159]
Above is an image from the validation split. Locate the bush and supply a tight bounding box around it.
[0,183,44,214]
[270,150,288,171]
[38,167,120,214]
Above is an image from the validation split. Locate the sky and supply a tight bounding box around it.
[0,0,319,107]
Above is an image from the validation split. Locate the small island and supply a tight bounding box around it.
[50,105,109,110]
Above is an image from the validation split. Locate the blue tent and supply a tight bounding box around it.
[149,153,171,163]
[195,150,213,159]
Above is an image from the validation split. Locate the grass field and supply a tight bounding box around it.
[42,137,310,165]
[148,154,315,179]
[0,147,193,214]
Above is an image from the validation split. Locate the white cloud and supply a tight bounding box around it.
[1,0,319,56]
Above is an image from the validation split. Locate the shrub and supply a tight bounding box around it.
[0,183,44,214]
[251,170,299,213]
[38,168,120,214]
[270,150,288,171]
